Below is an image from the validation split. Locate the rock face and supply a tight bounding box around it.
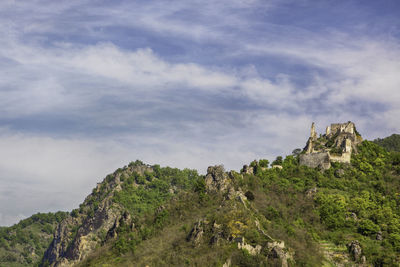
[43,202,123,266]
[300,121,362,169]
[235,237,262,256]
[186,220,205,246]
[204,165,230,193]
[42,162,151,267]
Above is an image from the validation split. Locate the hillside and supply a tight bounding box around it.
[374,134,400,152]
[1,125,400,266]
[0,212,68,266]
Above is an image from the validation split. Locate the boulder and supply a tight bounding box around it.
[347,240,362,262]
[305,187,318,198]
[334,168,345,178]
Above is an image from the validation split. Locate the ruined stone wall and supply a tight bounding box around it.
[329,152,351,164]
[329,122,354,136]
[299,152,331,169]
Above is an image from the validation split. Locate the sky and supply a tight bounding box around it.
[1,0,400,226]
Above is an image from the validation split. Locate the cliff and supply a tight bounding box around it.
[42,161,153,266]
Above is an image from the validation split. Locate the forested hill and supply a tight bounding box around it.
[0,212,68,266]
[0,137,400,266]
[374,134,400,152]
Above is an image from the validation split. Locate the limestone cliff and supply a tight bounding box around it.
[41,162,152,267]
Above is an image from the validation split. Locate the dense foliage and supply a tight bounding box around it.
[251,140,400,266]
[373,134,400,152]
[0,212,68,266]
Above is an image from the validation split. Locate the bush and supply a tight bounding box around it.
[358,219,380,236]
[244,191,255,201]
[271,156,283,166]
[259,159,269,168]
[388,233,400,251]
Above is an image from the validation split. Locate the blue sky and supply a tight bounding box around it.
[1,0,400,226]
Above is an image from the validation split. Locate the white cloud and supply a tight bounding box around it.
[0,37,302,120]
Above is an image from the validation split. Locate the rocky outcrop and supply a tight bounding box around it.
[266,241,292,267]
[43,201,125,266]
[204,165,230,193]
[186,220,205,246]
[347,240,363,262]
[42,162,150,267]
[235,237,262,255]
[106,211,133,240]
[305,187,318,198]
[334,168,345,177]
[222,258,231,267]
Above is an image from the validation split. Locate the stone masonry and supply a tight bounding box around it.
[299,121,362,169]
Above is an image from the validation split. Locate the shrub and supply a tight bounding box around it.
[244,191,255,201]
[259,159,269,168]
[358,219,380,236]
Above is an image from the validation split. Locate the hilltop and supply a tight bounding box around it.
[0,123,400,267]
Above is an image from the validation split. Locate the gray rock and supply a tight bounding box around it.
[335,168,345,178]
[236,237,262,256]
[376,231,383,241]
[305,187,318,198]
[209,221,223,246]
[267,241,292,267]
[347,240,362,262]
[41,164,154,266]
[361,255,367,264]
[186,220,205,246]
[204,165,230,193]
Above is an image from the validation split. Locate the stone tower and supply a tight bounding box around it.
[326,126,331,136]
[311,122,317,141]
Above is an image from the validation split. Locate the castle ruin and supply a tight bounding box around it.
[299,121,362,169]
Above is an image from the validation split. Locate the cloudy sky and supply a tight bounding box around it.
[1,0,400,226]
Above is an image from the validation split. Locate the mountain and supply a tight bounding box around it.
[1,122,400,267]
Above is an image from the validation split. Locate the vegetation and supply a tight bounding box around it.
[0,211,68,266]
[3,134,400,266]
[374,134,400,152]
[76,139,400,266]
